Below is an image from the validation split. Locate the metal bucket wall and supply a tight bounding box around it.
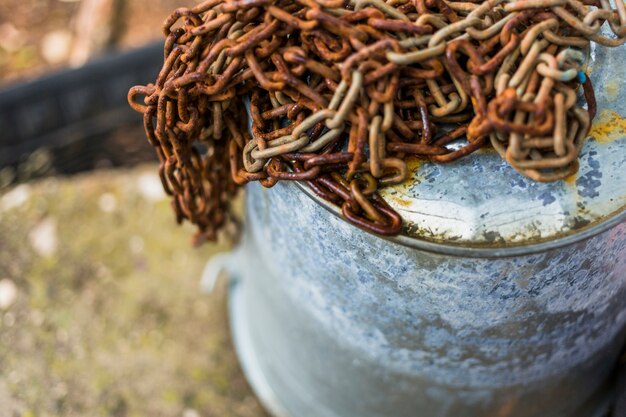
[228,181,626,417]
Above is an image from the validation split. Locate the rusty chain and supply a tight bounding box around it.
[128,0,625,242]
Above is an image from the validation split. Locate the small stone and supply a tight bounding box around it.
[29,217,58,257]
[40,30,73,64]
[0,184,30,211]
[182,409,200,417]
[0,279,17,310]
[137,173,165,202]
[98,193,118,213]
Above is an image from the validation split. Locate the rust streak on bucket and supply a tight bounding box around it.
[589,110,626,144]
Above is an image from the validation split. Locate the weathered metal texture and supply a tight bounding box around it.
[381,139,623,245]
[229,179,625,417]
[219,23,626,417]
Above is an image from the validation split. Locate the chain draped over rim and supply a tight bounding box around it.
[128,0,625,244]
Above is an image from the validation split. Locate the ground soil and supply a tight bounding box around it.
[0,166,267,417]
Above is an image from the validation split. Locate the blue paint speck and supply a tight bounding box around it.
[537,190,556,206]
[576,150,603,198]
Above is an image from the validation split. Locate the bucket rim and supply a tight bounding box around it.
[295,181,626,258]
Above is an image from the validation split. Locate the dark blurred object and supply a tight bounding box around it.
[615,349,626,417]
[0,43,162,188]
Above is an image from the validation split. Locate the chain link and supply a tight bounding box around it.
[128,0,626,241]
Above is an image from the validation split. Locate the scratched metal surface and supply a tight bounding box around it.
[228,22,626,417]
[231,180,625,417]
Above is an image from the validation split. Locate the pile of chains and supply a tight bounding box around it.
[128,0,625,243]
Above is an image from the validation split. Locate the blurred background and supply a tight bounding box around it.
[0,1,265,416]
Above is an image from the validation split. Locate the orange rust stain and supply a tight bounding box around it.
[405,156,423,173]
[393,156,423,188]
[564,172,577,185]
[589,110,626,144]
[478,146,497,154]
[389,195,412,207]
[388,157,424,197]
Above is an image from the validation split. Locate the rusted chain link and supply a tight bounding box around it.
[128,0,625,242]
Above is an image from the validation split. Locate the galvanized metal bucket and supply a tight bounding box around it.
[205,33,626,417]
